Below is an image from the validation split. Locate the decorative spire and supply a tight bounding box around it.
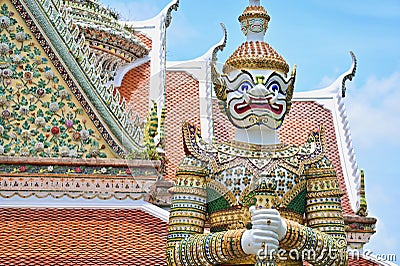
[356,170,368,217]
[238,0,270,42]
[223,0,290,75]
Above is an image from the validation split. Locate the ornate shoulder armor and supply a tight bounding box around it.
[296,126,327,163]
[267,127,328,177]
[182,122,218,164]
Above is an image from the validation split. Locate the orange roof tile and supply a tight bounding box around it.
[349,258,380,265]
[164,71,201,180]
[212,99,235,141]
[135,33,153,50]
[0,208,168,266]
[0,207,381,266]
[115,62,151,119]
[212,100,354,215]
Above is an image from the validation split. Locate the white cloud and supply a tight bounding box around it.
[365,217,399,259]
[316,75,336,88]
[346,71,400,148]
[362,182,399,257]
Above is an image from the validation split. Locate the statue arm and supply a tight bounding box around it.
[279,156,348,265]
[166,156,247,266]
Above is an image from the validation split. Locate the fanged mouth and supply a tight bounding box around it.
[233,96,283,115]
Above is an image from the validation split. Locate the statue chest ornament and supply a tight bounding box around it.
[207,161,307,233]
[182,122,327,233]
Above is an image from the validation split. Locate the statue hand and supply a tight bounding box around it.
[240,207,288,255]
[251,206,287,241]
[241,228,279,255]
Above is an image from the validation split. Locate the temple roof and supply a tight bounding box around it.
[62,0,150,63]
[0,206,381,266]
[0,207,168,265]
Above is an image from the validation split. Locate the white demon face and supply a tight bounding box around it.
[248,18,265,33]
[222,71,294,130]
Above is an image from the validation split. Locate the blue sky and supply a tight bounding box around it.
[103,0,400,262]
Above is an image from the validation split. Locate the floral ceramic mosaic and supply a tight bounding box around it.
[0,3,114,158]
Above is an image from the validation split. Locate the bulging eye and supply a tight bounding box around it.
[268,83,280,93]
[237,82,252,93]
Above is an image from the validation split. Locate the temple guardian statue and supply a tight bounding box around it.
[167,0,348,265]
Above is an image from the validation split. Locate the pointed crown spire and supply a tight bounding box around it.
[238,0,270,41]
[224,0,289,75]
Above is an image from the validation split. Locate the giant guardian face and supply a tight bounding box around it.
[222,70,294,129]
[212,0,296,131]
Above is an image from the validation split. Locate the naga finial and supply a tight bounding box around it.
[342,51,357,97]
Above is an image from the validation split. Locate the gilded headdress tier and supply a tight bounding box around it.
[224,0,289,75]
